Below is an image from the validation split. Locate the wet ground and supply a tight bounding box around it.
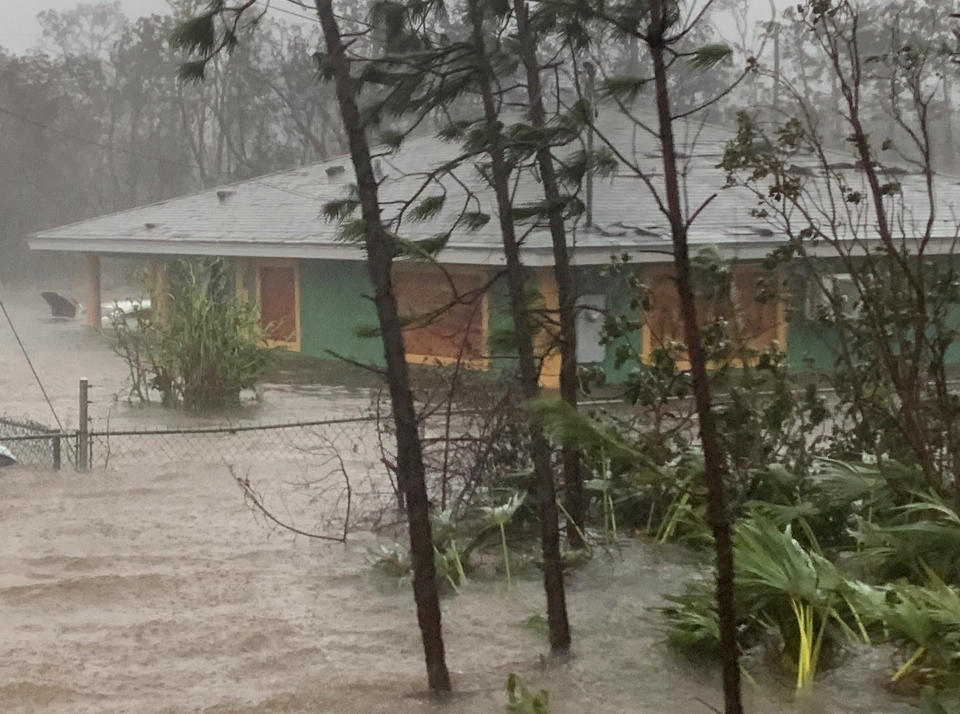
[0,287,921,712]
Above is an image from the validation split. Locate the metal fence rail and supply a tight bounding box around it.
[0,416,64,469]
[87,416,380,468]
[90,415,396,532]
[0,392,568,538]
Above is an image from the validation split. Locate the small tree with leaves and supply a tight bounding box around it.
[110,258,271,410]
[720,0,960,509]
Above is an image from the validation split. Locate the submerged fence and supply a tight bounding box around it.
[0,407,396,537]
[0,378,597,538]
[85,416,380,470]
[0,416,64,469]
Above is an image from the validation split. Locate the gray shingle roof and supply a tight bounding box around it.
[29,112,960,265]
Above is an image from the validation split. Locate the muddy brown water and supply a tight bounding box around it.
[0,291,373,429]
[0,289,920,712]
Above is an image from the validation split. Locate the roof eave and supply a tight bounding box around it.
[29,234,960,266]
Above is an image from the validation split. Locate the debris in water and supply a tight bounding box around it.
[100,297,152,328]
[40,291,81,319]
[0,444,16,467]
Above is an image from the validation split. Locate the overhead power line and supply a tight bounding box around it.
[0,295,65,432]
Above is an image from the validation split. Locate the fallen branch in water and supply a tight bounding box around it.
[227,464,347,543]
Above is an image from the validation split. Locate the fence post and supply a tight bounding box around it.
[78,378,89,471]
[52,434,61,471]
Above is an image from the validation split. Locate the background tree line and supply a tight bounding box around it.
[0,0,344,284]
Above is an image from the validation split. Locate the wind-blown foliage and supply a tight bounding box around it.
[110,258,271,410]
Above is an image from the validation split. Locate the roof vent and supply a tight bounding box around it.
[217,189,235,203]
[326,165,346,181]
[144,222,158,230]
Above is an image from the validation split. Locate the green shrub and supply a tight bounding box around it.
[110,258,272,410]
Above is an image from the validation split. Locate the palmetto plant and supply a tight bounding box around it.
[852,494,960,583]
[734,517,847,692]
[663,514,876,692]
[505,673,550,713]
[483,492,525,589]
[584,450,618,543]
[883,568,960,687]
[661,578,722,653]
[431,509,468,593]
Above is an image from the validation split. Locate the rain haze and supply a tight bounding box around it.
[0,0,957,712]
[0,0,170,52]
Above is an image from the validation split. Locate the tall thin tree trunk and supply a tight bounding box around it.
[648,3,742,712]
[513,0,585,548]
[314,0,451,693]
[467,0,571,653]
[944,76,954,172]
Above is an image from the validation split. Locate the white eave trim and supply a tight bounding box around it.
[29,237,368,261]
[28,234,960,266]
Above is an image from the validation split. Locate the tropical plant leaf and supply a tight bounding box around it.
[689,43,733,69]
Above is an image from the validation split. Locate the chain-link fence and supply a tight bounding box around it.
[0,416,65,469]
[87,416,396,536]
[2,391,600,540]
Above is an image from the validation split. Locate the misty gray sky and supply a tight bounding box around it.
[0,0,791,54]
[1,1,170,52]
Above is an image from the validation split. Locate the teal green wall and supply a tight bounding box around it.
[299,260,382,364]
[485,270,518,374]
[946,304,960,364]
[295,257,960,384]
[787,303,960,371]
[786,316,839,371]
[576,265,641,384]
[783,256,960,372]
[295,260,638,381]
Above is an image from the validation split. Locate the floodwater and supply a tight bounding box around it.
[0,288,921,712]
[0,290,374,429]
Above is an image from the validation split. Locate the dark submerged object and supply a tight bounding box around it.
[41,291,80,319]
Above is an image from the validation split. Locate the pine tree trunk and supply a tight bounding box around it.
[314,0,451,693]
[648,3,742,711]
[467,0,571,653]
[513,0,585,549]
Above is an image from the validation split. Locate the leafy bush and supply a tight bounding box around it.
[110,258,272,410]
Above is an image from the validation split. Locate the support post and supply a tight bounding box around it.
[51,434,61,471]
[84,254,101,328]
[78,378,89,471]
[151,260,168,323]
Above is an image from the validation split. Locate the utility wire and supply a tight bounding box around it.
[261,1,321,24]
[0,295,65,433]
[259,0,369,28]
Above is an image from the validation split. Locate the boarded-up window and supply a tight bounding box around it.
[394,267,486,363]
[730,266,780,348]
[643,263,780,359]
[645,266,687,350]
[259,265,298,343]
